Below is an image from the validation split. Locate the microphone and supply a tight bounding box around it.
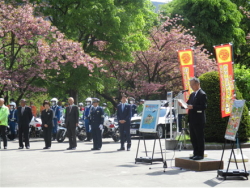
[181,90,189,93]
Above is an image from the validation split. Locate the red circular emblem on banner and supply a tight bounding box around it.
[219,49,229,61]
[181,53,191,64]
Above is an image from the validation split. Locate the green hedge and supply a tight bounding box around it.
[199,71,250,142]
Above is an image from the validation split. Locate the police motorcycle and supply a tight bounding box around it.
[29,116,43,138]
[56,116,86,143]
[102,115,120,142]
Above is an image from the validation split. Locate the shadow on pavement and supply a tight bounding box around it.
[18,149,44,151]
[64,150,93,153]
[93,150,119,154]
[40,149,67,152]
[203,178,224,187]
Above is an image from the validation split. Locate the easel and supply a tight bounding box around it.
[135,132,164,165]
[217,133,249,180]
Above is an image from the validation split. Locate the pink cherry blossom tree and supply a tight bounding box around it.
[0,1,101,102]
[103,16,217,99]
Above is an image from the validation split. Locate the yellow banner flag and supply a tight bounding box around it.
[214,44,233,64]
[178,49,194,66]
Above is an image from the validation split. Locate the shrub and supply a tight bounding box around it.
[199,71,250,142]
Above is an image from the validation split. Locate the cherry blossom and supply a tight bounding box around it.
[0,1,101,99]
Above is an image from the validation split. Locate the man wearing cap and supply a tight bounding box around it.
[0,98,9,149]
[17,99,33,149]
[129,97,137,117]
[137,99,145,115]
[89,98,104,150]
[117,95,132,151]
[65,97,79,150]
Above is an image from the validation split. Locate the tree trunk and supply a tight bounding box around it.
[68,89,78,105]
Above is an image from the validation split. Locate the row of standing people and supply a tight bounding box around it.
[0,98,61,149]
[1,95,140,151]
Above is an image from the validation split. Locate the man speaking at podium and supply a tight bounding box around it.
[181,77,207,160]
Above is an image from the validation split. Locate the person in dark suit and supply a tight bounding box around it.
[41,101,54,149]
[65,97,79,150]
[117,95,132,151]
[183,77,207,160]
[17,99,33,149]
[89,98,104,150]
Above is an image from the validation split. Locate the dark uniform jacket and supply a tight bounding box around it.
[89,106,104,126]
[131,104,137,117]
[17,106,33,127]
[41,109,54,129]
[65,105,79,127]
[187,89,207,125]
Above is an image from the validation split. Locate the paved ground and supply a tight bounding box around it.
[0,137,249,187]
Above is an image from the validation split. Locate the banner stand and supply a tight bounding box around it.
[135,132,164,165]
[217,133,249,180]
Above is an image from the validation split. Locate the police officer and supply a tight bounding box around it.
[89,98,104,150]
[129,97,137,117]
[50,98,61,141]
[102,103,110,117]
[84,97,92,141]
[8,102,18,141]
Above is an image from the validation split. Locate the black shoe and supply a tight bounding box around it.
[91,148,98,150]
[66,147,72,150]
[97,148,101,150]
[43,147,48,149]
[71,147,76,150]
[26,146,30,149]
[47,147,51,149]
[117,148,125,151]
[193,156,203,160]
[18,147,23,149]
[189,156,195,159]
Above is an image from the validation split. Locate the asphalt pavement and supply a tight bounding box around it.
[0,137,249,187]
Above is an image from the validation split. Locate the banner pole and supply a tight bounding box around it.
[230,42,236,98]
[192,47,196,77]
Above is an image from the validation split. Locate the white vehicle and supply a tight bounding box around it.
[103,116,120,142]
[29,116,43,137]
[130,107,176,138]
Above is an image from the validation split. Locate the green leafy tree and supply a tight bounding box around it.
[160,0,246,54]
[31,0,156,61]
[24,0,157,102]
[234,64,250,108]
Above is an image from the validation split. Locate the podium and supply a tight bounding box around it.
[175,157,223,171]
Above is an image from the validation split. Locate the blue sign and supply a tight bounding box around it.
[139,101,161,133]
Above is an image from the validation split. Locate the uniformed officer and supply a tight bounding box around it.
[89,98,104,150]
[136,99,145,115]
[84,97,92,141]
[102,103,110,117]
[8,102,18,141]
[129,97,137,117]
[50,98,61,141]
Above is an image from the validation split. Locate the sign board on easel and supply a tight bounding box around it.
[139,100,161,133]
[224,100,245,141]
